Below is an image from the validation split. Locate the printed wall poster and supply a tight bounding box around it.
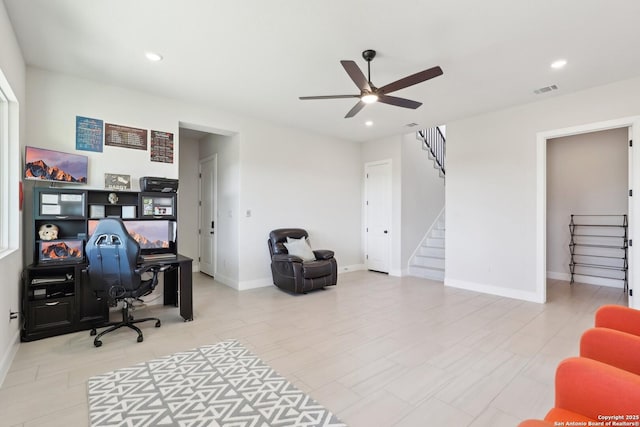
[150,130,174,163]
[105,123,148,150]
[76,116,104,152]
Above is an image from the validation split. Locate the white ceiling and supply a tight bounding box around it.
[5,0,640,142]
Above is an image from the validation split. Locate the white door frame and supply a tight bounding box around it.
[198,154,218,276]
[536,116,640,308]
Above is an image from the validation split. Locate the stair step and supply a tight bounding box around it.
[412,254,445,269]
[431,228,445,238]
[408,265,445,281]
[426,237,445,248]
[419,246,445,257]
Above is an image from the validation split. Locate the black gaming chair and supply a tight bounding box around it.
[85,218,167,347]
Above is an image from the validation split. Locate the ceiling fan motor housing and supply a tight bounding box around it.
[362,49,376,62]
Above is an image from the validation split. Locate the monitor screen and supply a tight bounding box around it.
[88,220,176,254]
[25,146,88,184]
[39,239,84,264]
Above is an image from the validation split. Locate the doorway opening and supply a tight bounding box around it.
[537,117,640,308]
[178,123,237,283]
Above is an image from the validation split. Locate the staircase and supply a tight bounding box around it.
[408,126,446,281]
[408,209,445,281]
[416,126,445,178]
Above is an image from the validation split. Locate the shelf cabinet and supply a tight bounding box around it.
[21,263,108,341]
[87,189,139,219]
[24,186,178,341]
[569,214,628,291]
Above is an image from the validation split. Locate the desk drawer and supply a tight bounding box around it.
[28,297,74,330]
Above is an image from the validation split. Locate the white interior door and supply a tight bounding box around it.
[365,160,391,273]
[199,155,217,276]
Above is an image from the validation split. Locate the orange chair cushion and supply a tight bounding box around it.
[517,420,554,427]
[595,304,640,336]
[581,327,640,375]
[555,357,640,419]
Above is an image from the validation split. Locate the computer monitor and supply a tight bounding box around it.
[88,219,176,255]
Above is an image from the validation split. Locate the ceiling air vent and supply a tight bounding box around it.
[405,122,419,127]
[534,84,558,95]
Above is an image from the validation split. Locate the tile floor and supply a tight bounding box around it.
[0,271,627,426]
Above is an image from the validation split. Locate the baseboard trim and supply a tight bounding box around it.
[445,278,544,303]
[0,328,20,387]
[237,277,273,291]
[215,268,364,292]
[547,271,624,289]
[212,273,239,290]
[338,264,365,274]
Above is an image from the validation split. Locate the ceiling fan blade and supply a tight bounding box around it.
[378,94,422,109]
[341,60,371,91]
[345,101,366,118]
[378,66,443,95]
[299,95,360,100]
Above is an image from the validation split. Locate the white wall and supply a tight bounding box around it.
[0,1,25,385]
[446,75,640,303]
[25,67,362,292]
[547,128,628,286]
[177,135,200,262]
[237,125,363,287]
[401,133,445,269]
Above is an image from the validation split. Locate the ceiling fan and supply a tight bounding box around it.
[299,49,443,118]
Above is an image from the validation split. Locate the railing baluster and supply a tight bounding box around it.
[416,126,445,177]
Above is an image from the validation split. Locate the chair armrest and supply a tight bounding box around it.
[135,264,171,276]
[580,327,640,375]
[595,305,640,336]
[272,253,303,263]
[554,357,640,419]
[313,249,334,260]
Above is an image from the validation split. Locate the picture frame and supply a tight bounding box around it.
[104,173,131,190]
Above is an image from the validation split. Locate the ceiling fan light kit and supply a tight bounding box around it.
[299,49,443,118]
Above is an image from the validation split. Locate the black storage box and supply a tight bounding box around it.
[139,177,179,193]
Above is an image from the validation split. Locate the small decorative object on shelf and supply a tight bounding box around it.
[108,192,119,204]
[569,214,628,292]
[38,223,59,240]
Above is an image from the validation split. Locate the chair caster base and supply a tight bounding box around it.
[137,336,143,343]
[90,329,97,336]
[94,339,102,347]
[155,320,161,327]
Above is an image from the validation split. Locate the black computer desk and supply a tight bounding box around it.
[141,254,193,321]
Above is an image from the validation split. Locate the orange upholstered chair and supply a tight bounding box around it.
[580,327,640,375]
[517,357,640,427]
[595,304,640,336]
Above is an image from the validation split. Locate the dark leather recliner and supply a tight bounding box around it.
[268,228,337,294]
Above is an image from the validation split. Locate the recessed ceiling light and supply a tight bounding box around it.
[145,52,163,62]
[551,59,567,69]
[365,121,373,127]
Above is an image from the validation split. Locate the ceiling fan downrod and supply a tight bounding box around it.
[362,49,376,86]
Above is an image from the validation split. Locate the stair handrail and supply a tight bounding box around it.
[417,126,445,176]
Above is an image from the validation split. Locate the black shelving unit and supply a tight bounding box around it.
[569,214,628,292]
[22,187,179,341]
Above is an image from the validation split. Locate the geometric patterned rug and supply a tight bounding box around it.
[87,339,347,427]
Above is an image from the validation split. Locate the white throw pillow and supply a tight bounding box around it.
[284,237,316,261]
